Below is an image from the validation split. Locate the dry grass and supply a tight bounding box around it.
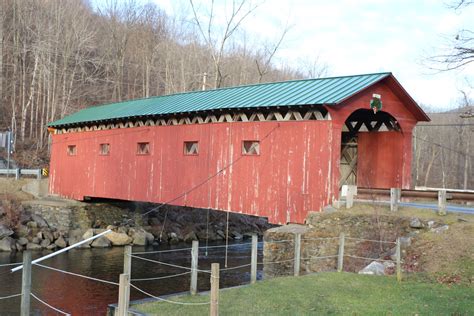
[0,178,33,201]
[311,203,474,284]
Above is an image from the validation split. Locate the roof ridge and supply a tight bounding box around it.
[83,72,392,109]
[49,72,395,127]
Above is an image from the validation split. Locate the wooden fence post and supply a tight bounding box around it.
[346,185,357,209]
[15,168,20,180]
[438,190,447,216]
[294,233,301,277]
[117,273,129,316]
[210,263,220,316]
[190,240,199,295]
[390,188,401,212]
[250,235,258,284]
[20,251,31,316]
[123,245,131,311]
[396,238,402,282]
[337,233,345,272]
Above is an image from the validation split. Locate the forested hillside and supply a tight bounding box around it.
[0,0,301,158]
[0,0,471,190]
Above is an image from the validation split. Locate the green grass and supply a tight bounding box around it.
[134,272,473,315]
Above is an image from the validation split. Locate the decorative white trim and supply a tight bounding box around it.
[55,108,330,134]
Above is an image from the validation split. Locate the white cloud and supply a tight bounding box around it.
[155,0,474,109]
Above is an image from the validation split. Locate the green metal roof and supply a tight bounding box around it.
[49,72,391,127]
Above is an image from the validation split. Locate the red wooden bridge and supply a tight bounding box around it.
[48,73,429,224]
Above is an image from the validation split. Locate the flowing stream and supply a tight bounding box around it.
[0,241,262,315]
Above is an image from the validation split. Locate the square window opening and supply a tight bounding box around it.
[242,140,260,155]
[137,142,150,155]
[184,141,199,155]
[100,143,110,155]
[67,145,77,156]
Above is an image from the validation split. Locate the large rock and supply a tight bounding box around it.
[81,229,95,246]
[26,242,43,250]
[145,232,154,244]
[15,225,29,238]
[42,230,54,243]
[399,236,412,248]
[129,228,150,246]
[0,237,15,252]
[183,231,198,243]
[18,237,29,246]
[40,239,51,248]
[31,214,49,228]
[410,218,423,229]
[431,225,449,234]
[105,231,132,246]
[46,244,57,250]
[16,243,24,252]
[0,224,14,239]
[55,236,67,248]
[231,231,243,240]
[83,229,94,240]
[26,221,37,229]
[132,233,147,246]
[91,236,112,248]
[168,232,179,245]
[358,261,386,275]
[68,229,89,248]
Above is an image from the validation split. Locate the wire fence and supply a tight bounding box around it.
[119,233,402,314]
[31,293,71,316]
[0,234,403,315]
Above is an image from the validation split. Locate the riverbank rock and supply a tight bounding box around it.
[231,231,243,240]
[91,236,111,248]
[0,237,15,252]
[31,214,49,228]
[55,236,67,248]
[18,237,28,246]
[0,224,14,239]
[46,244,57,250]
[40,239,51,248]
[128,228,148,246]
[169,232,179,244]
[183,231,198,243]
[15,225,29,238]
[105,231,132,246]
[26,242,42,250]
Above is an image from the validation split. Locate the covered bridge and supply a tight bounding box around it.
[48,72,429,224]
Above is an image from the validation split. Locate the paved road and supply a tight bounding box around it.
[355,199,474,215]
[399,202,474,214]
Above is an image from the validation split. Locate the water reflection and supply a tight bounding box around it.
[0,241,262,315]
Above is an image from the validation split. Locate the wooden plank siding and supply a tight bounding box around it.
[49,76,424,224]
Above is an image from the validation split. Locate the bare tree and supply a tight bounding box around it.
[190,0,260,88]
[428,1,474,70]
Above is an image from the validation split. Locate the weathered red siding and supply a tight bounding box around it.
[357,132,404,188]
[327,80,418,191]
[49,78,424,224]
[50,121,335,224]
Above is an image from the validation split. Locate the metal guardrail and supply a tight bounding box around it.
[0,168,42,179]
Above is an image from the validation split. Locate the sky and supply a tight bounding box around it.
[157,0,474,110]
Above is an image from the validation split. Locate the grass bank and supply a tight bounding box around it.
[134,272,473,315]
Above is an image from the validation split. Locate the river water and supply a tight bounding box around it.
[0,241,262,315]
